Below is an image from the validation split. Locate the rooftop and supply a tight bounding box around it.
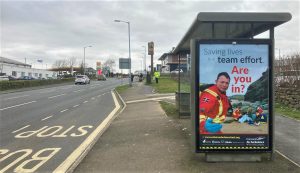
[0,57,31,67]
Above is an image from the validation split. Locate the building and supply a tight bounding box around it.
[85,67,96,76]
[0,57,58,79]
[158,53,188,73]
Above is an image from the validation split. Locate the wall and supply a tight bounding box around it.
[275,87,300,109]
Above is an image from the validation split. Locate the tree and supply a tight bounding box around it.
[78,61,84,75]
[68,57,77,74]
[103,58,116,73]
[68,57,77,68]
[78,61,89,75]
[52,60,64,69]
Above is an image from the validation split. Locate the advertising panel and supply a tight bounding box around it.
[148,42,154,55]
[196,39,273,152]
[96,61,102,69]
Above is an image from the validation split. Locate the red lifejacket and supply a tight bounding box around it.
[199,85,230,134]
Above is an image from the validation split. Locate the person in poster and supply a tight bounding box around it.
[199,72,231,134]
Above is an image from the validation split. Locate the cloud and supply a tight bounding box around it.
[1,0,299,71]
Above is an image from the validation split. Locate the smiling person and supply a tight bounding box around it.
[199,72,231,134]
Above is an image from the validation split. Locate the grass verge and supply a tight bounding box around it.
[146,76,190,93]
[115,84,130,94]
[159,101,178,118]
[147,77,178,93]
[275,102,300,120]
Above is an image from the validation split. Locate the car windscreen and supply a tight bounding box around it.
[76,76,84,78]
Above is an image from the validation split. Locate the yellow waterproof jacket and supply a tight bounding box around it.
[154,71,160,78]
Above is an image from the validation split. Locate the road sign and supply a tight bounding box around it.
[119,58,131,69]
[96,61,102,70]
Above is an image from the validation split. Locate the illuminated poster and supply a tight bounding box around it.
[197,39,272,152]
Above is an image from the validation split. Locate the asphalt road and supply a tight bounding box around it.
[0,78,123,172]
[275,115,300,165]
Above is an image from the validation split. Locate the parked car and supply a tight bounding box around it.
[75,75,90,84]
[170,69,183,74]
[8,76,18,80]
[17,76,36,80]
[0,76,9,81]
[97,74,107,81]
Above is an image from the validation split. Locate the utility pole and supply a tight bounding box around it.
[142,46,146,72]
[83,45,92,75]
[148,42,154,75]
[114,19,132,86]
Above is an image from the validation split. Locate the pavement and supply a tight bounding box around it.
[75,81,300,173]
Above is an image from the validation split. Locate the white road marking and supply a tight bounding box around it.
[48,94,65,99]
[97,95,102,97]
[0,101,37,111]
[39,89,55,93]
[12,125,30,133]
[73,90,82,93]
[54,91,120,173]
[60,109,68,113]
[91,97,95,100]
[126,96,175,104]
[73,104,79,108]
[83,101,88,103]
[276,150,300,167]
[42,116,53,121]
[4,95,29,100]
[90,87,95,89]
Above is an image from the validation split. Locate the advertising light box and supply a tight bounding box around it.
[195,39,273,153]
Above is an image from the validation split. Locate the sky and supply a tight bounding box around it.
[1,0,299,73]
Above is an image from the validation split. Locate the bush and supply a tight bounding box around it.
[0,78,74,91]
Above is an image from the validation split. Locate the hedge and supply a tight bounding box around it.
[0,78,74,91]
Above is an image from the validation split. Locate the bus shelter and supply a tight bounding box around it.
[172,12,291,160]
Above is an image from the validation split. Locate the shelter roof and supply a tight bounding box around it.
[173,12,292,54]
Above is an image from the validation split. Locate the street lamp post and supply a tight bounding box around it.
[142,45,146,72]
[83,45,92,75]
[114,19,132,86]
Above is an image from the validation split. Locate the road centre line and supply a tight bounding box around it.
[73,90,82,93]
[60,109,69,113]
[42,115,53,121]
[39,89,55,94]
[73,104,79,108]
[91,97,95,100]
[48,94,66,99]
[83,101,88,103]
[125,96,175,104]
[4,95,29,100]
[12,125,30,133]
[0,101,37,111]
